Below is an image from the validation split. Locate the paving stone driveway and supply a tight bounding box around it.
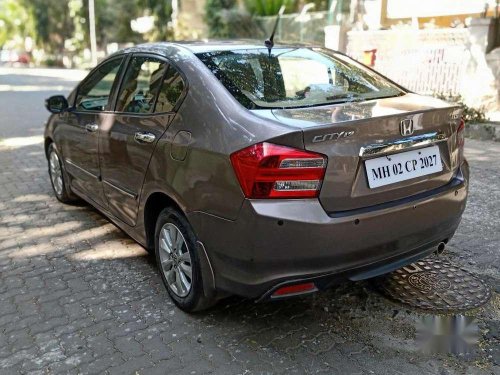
[0,68,498,374]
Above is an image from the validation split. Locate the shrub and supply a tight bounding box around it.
[243,0,297,16]
[243,0,329,15]
[205,0,235,38]
[435,94,489,124]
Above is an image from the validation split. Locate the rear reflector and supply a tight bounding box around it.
[272,282,317,298]
[230,142,327,199]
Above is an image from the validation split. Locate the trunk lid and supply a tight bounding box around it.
[258,94,463,213]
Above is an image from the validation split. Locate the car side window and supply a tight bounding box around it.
[155,65,185,113]
[115,56,169,114]
[75,57,124,111]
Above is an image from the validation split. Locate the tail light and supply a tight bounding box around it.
[230,142,327,199]
[457,118,465,164]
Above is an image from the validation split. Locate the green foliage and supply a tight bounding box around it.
[66,0,86,53]
[26,0,75,54]
[461,105,488,123]
[436,94,489,123]
[1,0,173,57]
[138,0,173,41]
[204,0,258,39]
[310,0,329,11]
[205,0,236,38]
[243,0,329,15]
[0,0,35,48]
[243,0,297,16]
[84,0,144,45]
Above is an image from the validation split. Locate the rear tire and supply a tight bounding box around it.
[154,207,216,312]
[47,143,79,204]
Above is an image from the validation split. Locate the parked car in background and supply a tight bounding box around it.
[44,41,468,312]
[0,49,30,65]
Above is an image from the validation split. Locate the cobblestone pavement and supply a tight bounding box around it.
[0,68,498,374]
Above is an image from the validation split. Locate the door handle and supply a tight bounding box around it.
[85,123,99,133]
[134,132,156,144]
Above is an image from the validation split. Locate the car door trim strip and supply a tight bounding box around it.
[65,158,100,180]
[102,179,138,200]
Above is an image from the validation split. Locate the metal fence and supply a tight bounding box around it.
[345,28,471,96]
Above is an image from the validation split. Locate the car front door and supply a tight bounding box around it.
[99,54,186,226]
[59,56,125,207]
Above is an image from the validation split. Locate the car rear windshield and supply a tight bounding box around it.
[196,48,405,109]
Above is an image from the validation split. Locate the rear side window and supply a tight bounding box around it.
[76,57,124,111]
[115,56,168,114]
[155,65,185,113]
[115,55,186,114]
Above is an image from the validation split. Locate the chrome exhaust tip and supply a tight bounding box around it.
[435,241,446,255]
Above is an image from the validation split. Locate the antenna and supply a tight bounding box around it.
[264,5,286,57]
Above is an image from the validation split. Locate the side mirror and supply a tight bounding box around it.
[45,95,69,113]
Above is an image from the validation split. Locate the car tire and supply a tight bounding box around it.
[47,143,79,204]
[154,207,216,312]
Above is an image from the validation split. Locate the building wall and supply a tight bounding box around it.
[380,0,499,29]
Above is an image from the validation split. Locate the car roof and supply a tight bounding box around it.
[120,40,322,55]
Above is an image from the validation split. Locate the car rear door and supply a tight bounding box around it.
[57,56,125,207]
[99,54,187,226]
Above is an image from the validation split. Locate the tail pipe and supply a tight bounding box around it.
[435,241,446,255]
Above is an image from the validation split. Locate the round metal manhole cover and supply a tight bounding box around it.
[378,258,492,313]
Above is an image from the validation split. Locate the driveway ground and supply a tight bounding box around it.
[0,67,498,375]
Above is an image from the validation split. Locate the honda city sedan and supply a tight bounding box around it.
[44,41,468,311]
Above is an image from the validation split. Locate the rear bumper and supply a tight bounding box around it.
[188,162,469,299]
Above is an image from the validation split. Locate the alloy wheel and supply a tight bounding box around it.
[49,150,63,196]
[158,223,193,297]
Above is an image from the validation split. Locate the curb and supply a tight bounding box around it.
[465,122,500,142]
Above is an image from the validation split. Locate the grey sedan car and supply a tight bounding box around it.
[44,41,468,311]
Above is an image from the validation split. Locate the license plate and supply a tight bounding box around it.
[365,145,442,189]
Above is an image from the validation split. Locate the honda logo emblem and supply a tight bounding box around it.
[400,119,414,136]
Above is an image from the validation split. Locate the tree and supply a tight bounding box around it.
[79,0,144,47]
[243,0,298,16]
[139,0,173,41]
[1,0,175,60]
[0,0,35,49]
[205,0,257,38]
[205,0,236,38]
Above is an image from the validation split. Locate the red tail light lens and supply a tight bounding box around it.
[457,118,465,164]
[230,142,327,199]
